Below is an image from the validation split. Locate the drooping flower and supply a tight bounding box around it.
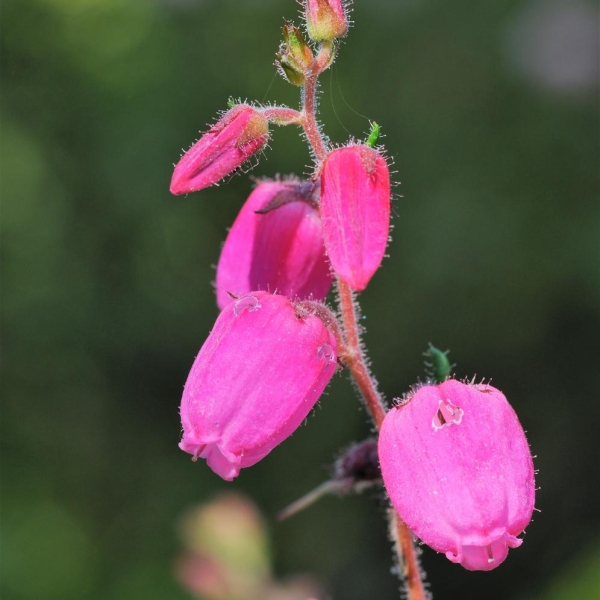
[305,0,349,42]
[170,104,269,195]
[378,379,536,571]
[216,180,332,310]
[319,144,391,291]
[179,291,338,481]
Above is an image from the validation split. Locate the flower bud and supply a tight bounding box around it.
[333,438,380,485]
[276,23,314,86]
[305,0,349,42]
[319,145,391,291]
[170,104,269,195]
[379,380,536,571]
[179,291,338,481]
[216,181,332,310]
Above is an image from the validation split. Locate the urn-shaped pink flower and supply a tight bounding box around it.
[305,0,348,41]
[319,145,391,291]
[216,181,332,310]
[170,104,269,195]
[179,292,338,481]
[378,380,535,571]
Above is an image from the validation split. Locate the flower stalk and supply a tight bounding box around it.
[299,42,333,162]
[299,44,427,600]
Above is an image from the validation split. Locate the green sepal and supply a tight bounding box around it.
[277,59,306,86]
[276,22,313,86]
[424,344,452,383]
[366,122,380,148]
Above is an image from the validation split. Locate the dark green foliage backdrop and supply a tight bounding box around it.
[2,0,599,598]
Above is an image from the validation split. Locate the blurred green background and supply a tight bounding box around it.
[2,0,599,599]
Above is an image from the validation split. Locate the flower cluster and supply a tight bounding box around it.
[170,0,536,589]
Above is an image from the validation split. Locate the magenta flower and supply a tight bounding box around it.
[179,291,338,481]
[378,380,536,571]
[305,0,348,41]
[170,104,269,195]
[216,180,332,310]
[319,145,391,291]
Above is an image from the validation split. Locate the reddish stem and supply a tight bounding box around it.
[337,278,426,600]
[392,511,428,600]
[261,106,303,125]
[336,278,387,428]
[299,42,427,600]
[299,43,332,162]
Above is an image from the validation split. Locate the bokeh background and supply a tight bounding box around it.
[2,0,599,598]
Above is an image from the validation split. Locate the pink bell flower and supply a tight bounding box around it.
[170,104,269,195]
[216,180,333,310]
[179,291,338,481]
[305,0,349,41]
[319,145,391,291]
[378,380,536,571]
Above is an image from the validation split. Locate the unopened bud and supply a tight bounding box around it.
[277,438,380,521]
[305,0,349,42]
[333,438,380,485]
[276,23,314,86]
[170,104,269,195]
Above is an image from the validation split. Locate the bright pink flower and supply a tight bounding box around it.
[179,292,338,481]
[378,380,536,571]
[170,104,269,195]
[319,145,391,291]
[216,181,332,310]
[305,0,348,41]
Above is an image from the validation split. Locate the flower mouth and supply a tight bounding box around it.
[446,531,523,571]
[179,435,242,482]
[200,443,242,482]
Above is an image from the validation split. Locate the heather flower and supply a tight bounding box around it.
[170,104,269,195]
[319,144,391,291]
[216,180,332,310]
[179,292,338,481]
[378,380,536,571]
[305,0,348,41]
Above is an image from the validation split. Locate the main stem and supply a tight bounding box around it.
[336,280,426,600]
[336,279,386,428]
[301,43,330,162]
[300,43,427,600]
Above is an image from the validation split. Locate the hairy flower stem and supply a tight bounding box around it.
[391,511,428,600]
[300,42,333,162]
[277,479,350,521]
[261,106,303,125]
[299,43,428,600]
[336,278,387,428]
[336,282,426,600]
